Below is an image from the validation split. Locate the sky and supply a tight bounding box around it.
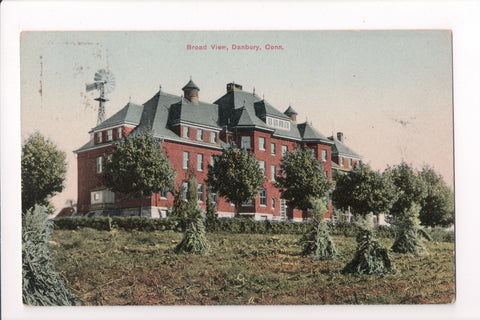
[20,31,453,212]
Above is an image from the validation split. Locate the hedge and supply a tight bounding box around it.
[53,217,453,242]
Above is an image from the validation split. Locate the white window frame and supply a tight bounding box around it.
[270,143,276,155]
[197,154,204,171]
[270,165,276,182]
[198,183,204,202]
[117,128,122,139]
[241,136,251,150]
[210,131,217,143]
[160,190,169,199]
[106,129,112,141]
[349,158,353,168]
[281,145,288,157]
[259,161,266,176]
[196,129,203,141]
[97,132,102,143]
[260,189,267,206]
[182,126,189,138]
[271,198,275,209]
[183,151,189,169]
[258,137,266,151]
[182,182,188,200]
[96,156,103,174]
[341,157,345,166]
[322,150,327,162]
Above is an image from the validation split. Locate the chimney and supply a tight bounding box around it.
[337,132,344,142]
[182,79,200,104]
[227,82,243,93]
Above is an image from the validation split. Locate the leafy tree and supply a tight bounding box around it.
[275,147,332,213]
[21,132,67,212]
[342,221,394,275]
[384,162,428,221]
[300,198,337,260]
[419,166,454,227]
[171,186,187,230]
[22,205,78,305]
[391,203,430,256]
[175,177,211,254]
[332,164,397,218]
[207,144,264,217]
[104,129,176,216]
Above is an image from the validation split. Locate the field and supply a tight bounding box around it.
[51,228,455,305]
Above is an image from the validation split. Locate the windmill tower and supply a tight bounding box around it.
[86,69,116,125]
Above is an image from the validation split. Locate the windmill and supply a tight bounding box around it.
[86,69,116,125]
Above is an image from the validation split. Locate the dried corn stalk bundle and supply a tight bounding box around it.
[22,205,78,305]
[175,206,211,254]
[391,203,428,256]
[343,227,394,275]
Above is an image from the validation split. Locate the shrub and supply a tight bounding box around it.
[391,203,428,256]
[23,205,78,305]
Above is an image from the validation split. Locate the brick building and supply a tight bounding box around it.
[75,80,361,221]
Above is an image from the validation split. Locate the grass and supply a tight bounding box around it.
[50,228,455,305]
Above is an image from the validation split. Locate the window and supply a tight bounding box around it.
[260,189,267,206]
[210,131,217,143]
[210,155,215,167]
[160,190,169,199]
[310,149,315,157]
[198,183,204,202]
[117,128,122,139]
[268,118,272,126]
[197,154,203,171]
[281,145,288,157]
[182,182,188,200]
[271,198,275,209]
[274,119,278,127]
[270,165,276,182]
[183,151,189,169]
[182,126,189,138]
[259,161,266,176]
[258,137,266,151]
[285,122,290,130]
[340,157,344,166]
[270,143,276,155]
[211,190,218,203]
[322,150,327,162]
[97,132,102,143]
[349,158,353,168]
[241,136,251,150]
[107,129,112,141]
[96,156,103,173]
[197,129,203,141]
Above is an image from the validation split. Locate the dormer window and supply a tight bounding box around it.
[107,130,113,141]
[117,128,122,139]
[97,132,102,144]
[241,136,251,150]
[210,132,217,143]
[266,116,291,131]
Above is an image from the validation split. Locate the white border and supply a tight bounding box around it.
[2,1,479,320]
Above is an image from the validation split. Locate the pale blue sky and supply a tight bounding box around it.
[20,31,453,211]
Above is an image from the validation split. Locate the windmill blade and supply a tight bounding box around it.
[104,74,116,94]
[94,69,107,82]
[86,82,99,92]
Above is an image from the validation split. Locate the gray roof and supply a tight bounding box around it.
[297,122,332,144]
[284,105,298,115]
[182,79,200,91]
[328,136,362,159]
[214,90,304,140]
[92,102,143,131]
[167,98,220,129]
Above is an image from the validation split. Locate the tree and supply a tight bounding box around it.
[332,164,397,219]
[22,205,78,305]
[391,203,430,256]
[384,162,428,221]
[275,147,332,213]
[418,166,454,228]
[104,129,176,216]
[205,187,217,231]
[207,144,264,217]
[21,132,67,212]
